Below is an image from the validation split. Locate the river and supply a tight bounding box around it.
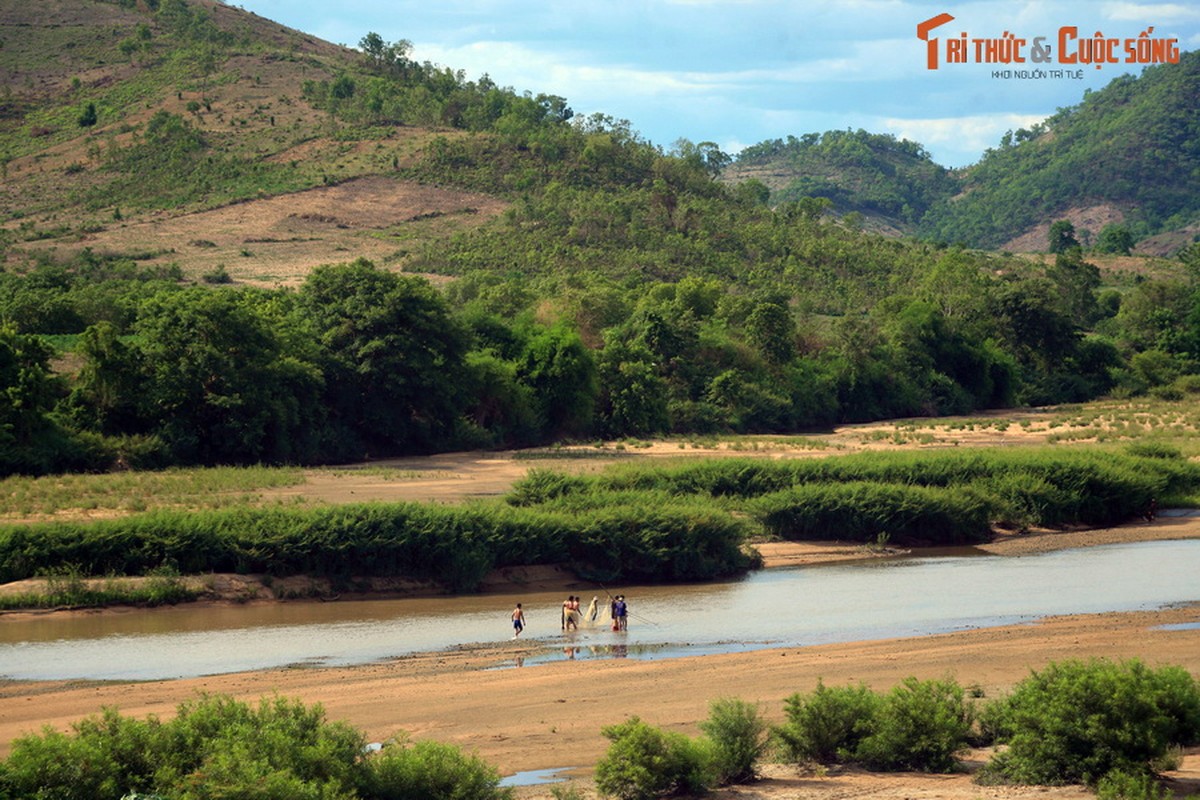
[0,539,1197,682]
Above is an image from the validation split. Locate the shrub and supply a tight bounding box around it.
[1095,769,1172,800]
[978,659,1200,786]
[699,697,767,784]
[505,468,589,506]
[854,676,972,772]
[752,482,992,545]
[0,695,365,800]
[594,717,716,800]
[362,738,512,800]
[773,680,881,765]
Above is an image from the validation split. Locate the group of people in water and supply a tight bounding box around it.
[510,594,629,638]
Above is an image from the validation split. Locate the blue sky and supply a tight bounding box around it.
[229,1,1200,168]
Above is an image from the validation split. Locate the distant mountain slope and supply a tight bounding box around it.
[724,130,959,231]
[726,52,1199,253]
[917,49,1200,251]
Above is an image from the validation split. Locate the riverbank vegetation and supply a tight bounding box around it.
[0,445,1194,610]
[510,445,1200,543]
[0,499,757,592]
[2,657,1196,800]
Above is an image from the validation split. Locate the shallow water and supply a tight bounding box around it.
[0,539,1197,681]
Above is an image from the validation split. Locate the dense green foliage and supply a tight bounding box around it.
[734,130,959,223]
[8,243,1195,476]
[698,698,769,784]
[0,497,755,589]
[509,447,1200,545]
[919,50,1200,247]
[0,446,1189,599]
[979,659,1200,786]
[773,677,971,773]
[854,677,974,773]
[0,694,512,800]
[773,660,1200,784]
[362,740,512,800]
[594,717,717,800]
[773,680,882,765]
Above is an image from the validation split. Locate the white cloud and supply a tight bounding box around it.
[1102,3,1200,23]
[883,113,1050,167]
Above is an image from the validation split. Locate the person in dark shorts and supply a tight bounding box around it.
[512,603,526,638]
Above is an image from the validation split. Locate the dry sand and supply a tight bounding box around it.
[1,516,1199,799]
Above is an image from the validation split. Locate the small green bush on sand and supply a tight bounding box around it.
[595,717,716,800]
[699,697,768,784]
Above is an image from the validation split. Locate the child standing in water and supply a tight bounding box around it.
[511,603,525,638]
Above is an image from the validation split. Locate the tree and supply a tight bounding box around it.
[300,259,468,455]
[518,323,598,438]
[67,321,145,435]
[1046,247,1101,326]
[77,102,97,128]
[597,338,669,438]
[981,659,1200,786]
[133,287,324,464]
[0,326,66,473]
[1047,220,1079,254]
[745,298,795,366]
[672,138,731,179]
[1095,223,1134,255]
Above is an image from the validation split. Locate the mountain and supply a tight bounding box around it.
[723,130,959,235]
[0,0,515,284]
[918,49,1200,254]
[726,51,1200,255]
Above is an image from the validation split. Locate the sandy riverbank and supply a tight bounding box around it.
[1,515,1199,799]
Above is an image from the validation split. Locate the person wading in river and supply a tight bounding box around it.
[614,595,628,631]
[511,603,525,639]
[562,595,580,632]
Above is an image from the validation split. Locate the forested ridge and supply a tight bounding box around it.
[728,130,958,226]
[918,48,1200,249]
[1,0,1199,475]
[730,50,1200,252]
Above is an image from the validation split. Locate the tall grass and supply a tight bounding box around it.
[0,565,200,611]
[0,500,756,590]
[509,445,1200,545]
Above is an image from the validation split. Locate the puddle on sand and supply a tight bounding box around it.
[1156,622,1200,631]
[499,767,581,787]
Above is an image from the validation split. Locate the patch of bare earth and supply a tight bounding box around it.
[22,174,506,287]
[1000,203,1128,253]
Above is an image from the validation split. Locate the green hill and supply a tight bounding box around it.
[724,130,959,231]
[726,52,1200,254]
[0,0,1197,476]
[918,49,1200,252]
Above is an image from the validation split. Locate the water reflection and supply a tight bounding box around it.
[0,539,1197,681]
